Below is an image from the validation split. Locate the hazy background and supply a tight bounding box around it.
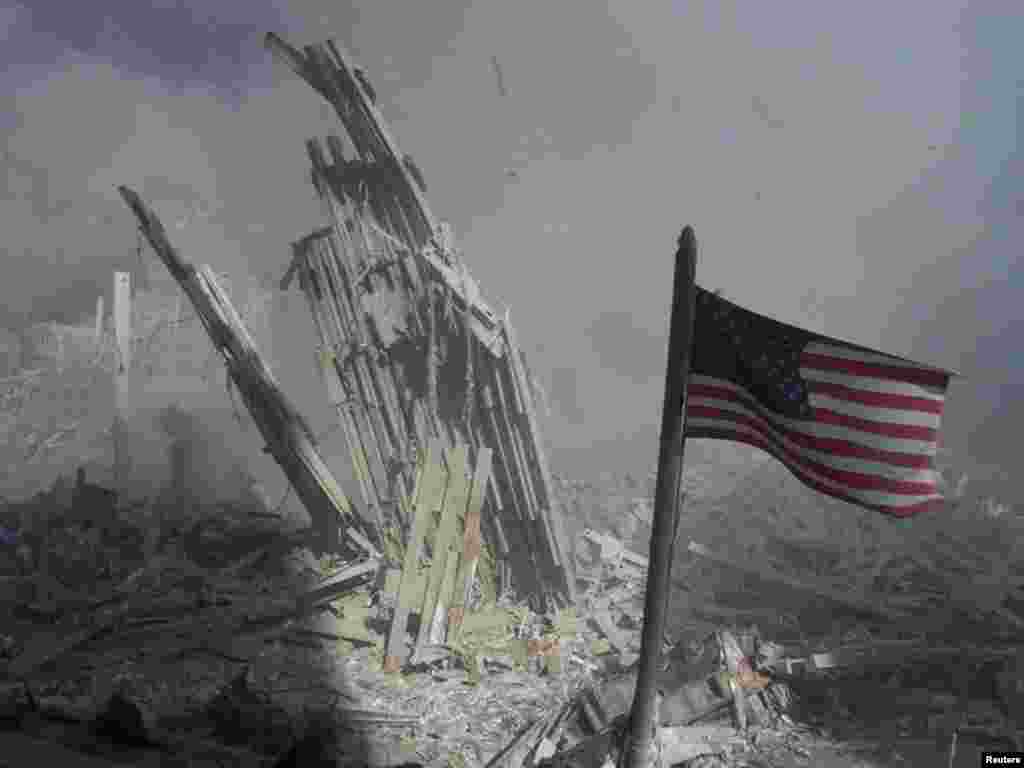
[2,1,1020,501]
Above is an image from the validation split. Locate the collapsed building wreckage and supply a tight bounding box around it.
[121,32,575,636]
[263,33,576,612]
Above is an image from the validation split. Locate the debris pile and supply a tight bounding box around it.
[0,435,796,768]
[0,454,629,767]
[4,448,1024,766]
[0,475,383,766]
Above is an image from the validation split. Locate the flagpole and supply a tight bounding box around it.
[624,226,698,768]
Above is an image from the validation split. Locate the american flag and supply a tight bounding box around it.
[685,287,954,517]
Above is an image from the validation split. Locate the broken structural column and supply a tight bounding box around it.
[118,185,368,558]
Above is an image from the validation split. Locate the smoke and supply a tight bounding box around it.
[3,0,1019,504]
[0,19,336,337]
[584,311,664,384]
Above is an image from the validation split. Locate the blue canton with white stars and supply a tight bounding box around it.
[690,288,816,420]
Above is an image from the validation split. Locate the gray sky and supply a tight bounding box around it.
[2,1,1020,497]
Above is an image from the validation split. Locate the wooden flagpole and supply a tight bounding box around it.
[623,226,698,768]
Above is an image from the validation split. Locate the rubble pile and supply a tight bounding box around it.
[3,453,1024,767]
[544,459,1024,758]
[0,461,790,768]
[0,483,378,765]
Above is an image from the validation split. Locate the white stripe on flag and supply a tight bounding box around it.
[804,341,949,390]
[804,340,942,370]
[805,391,943,429]
[686,417,942,509]
[800,368,946,401]
[689,375,938,455]
[686,398,937,483]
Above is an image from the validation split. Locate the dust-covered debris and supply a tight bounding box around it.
[265,31,576,609]
[0,439,594,767]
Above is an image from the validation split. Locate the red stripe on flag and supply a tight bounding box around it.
[806,380,945,414]
[689,382,938,461]
[802,352,950,389]
[812,406,937,442]
[688,405,939,495]
[686,426,943,518]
